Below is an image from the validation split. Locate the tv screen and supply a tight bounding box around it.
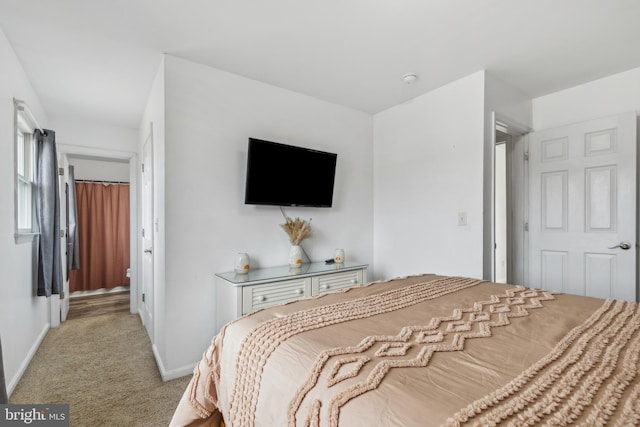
[244,138,337,207]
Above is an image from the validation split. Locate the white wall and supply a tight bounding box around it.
[48,117,138,153]
[157,55,373,376]
[70,158,130,182]
[0,27,50,396]
[532,66,640,130]
[373,71,485,280]
[485,73,532,129]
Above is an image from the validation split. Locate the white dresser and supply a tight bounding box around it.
[215,261,368,331]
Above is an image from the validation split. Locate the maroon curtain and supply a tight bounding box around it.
[69,182,130,292]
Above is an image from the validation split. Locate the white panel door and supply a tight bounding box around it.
[141,127,154,340]
[60,155,69,322]
[528,112,636,301]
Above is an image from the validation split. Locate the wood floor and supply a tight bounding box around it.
[67,291,130,320]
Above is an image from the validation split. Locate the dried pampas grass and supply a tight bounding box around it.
[281,217,312,245]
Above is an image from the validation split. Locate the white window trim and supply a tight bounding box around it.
[14,99,39,244]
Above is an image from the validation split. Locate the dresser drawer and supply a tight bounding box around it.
[216,263,368,333]
[312,270,363,295]
[242,277,310,314]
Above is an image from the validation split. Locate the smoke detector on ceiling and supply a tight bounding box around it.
[402,73,418,84]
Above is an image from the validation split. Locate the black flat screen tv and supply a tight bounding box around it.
[244,138,337,207]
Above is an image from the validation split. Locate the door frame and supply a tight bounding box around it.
[489,112,530,284]
[140,124,154,342]
[55,143,139,320]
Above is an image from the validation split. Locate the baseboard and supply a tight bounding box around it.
[7,322,50,397]
[151,344,195,382]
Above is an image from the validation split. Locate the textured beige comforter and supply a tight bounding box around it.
[171,275,640,426]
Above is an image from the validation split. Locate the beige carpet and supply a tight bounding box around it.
[10,312,192,426]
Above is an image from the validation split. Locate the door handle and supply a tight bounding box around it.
[144,248,153,254]
[608,242,632,250]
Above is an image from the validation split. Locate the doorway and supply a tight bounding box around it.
[55,144,138,325]
[492,116,528,285]
[66,159,131,318]
[494,131,510,283]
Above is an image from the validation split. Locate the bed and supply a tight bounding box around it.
[170,274,640,426]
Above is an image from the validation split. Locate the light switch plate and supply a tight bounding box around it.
[458,212,467,226]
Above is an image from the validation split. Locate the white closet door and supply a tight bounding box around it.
[528,112,636,301]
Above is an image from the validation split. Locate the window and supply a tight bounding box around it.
[14,101,38,241]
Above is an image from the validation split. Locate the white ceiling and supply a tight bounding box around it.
[1,0,640,129]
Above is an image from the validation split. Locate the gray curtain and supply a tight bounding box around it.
[35,129,62,297]
[67,165,80,272]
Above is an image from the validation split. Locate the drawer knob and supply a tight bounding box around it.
[295,289,303,295]
[320,284,328,290]
[257,295,266,302]
[350,279,357,284]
